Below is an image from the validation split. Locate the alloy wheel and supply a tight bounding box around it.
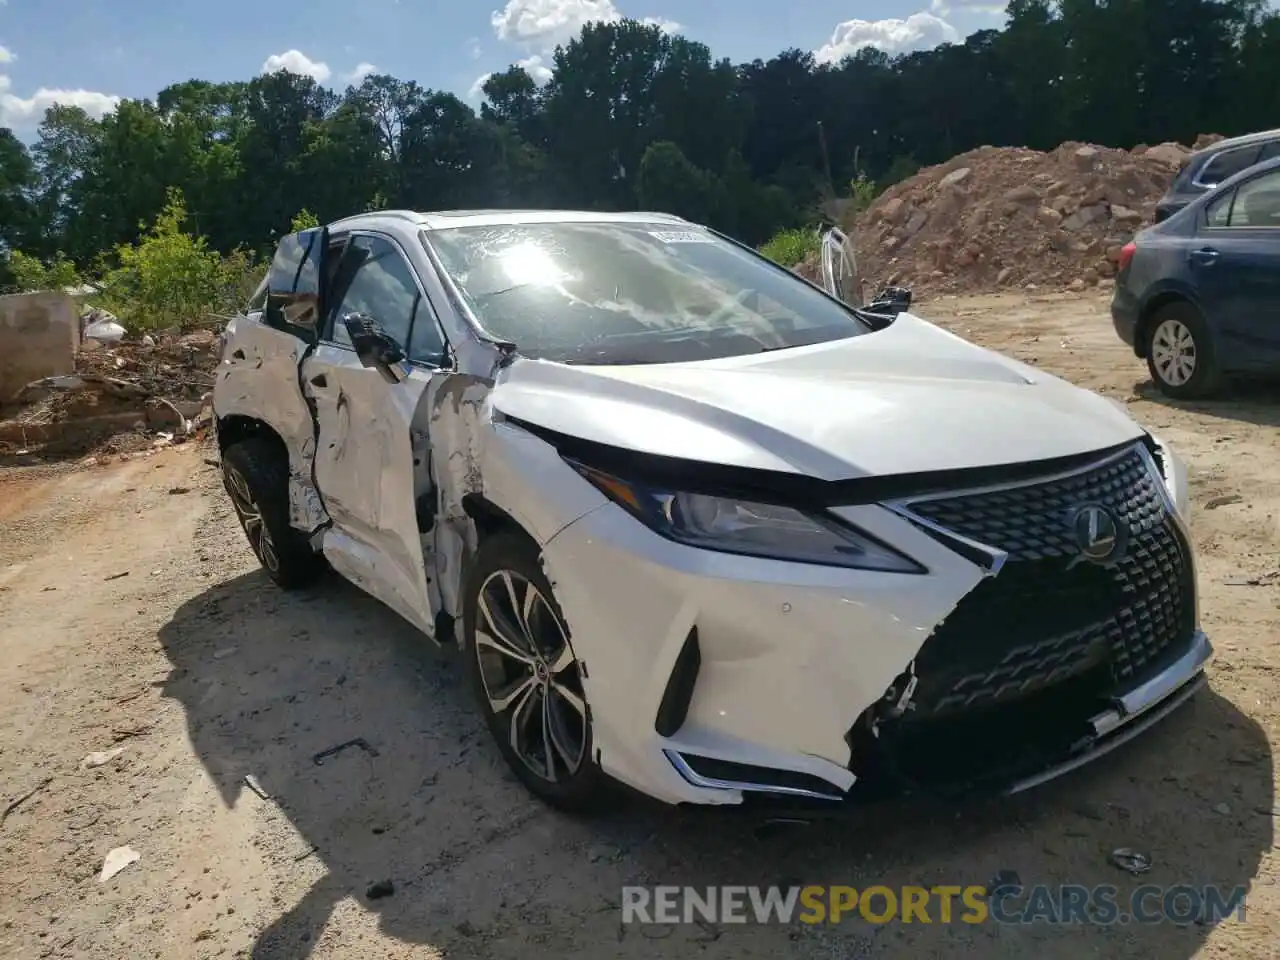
[1151,318,1197,387]
[474,570,588,783]
[224,466,280,574]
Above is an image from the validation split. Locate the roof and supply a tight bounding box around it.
[1189,127,1280,160]
[327,208,690,232]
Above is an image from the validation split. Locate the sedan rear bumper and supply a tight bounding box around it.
[1110,287,1142,355]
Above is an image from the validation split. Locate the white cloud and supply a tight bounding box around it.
[261,49,331,83]
[490,0,678,51]
[344,62,379,85]
[467,37,484,60]
[0,50,120,129]
[813,12,960,62]
[932,0,1007,14]
[469,54,553,101]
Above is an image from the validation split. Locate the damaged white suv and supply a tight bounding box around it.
[213,210,1211,814]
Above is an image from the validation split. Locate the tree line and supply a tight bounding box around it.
[1,0,1277,294]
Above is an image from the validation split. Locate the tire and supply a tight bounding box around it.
[221,437,326,590]
[1145,301,1222,399]
[462,531,613,813]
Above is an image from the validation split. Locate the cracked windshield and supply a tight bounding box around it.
[425,222,868,364]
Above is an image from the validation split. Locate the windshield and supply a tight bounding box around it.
[422,221,870,364]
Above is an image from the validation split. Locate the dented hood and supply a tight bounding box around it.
[491,313,1146,481]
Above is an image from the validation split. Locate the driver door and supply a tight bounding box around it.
[820,227,864,307]
[302,231,450,637]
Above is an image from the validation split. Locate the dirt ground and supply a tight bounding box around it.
[1,290,1277,959]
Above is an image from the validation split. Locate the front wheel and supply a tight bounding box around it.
[462,532,613,813]
[1145,302,1222,399]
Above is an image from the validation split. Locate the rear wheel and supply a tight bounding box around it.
[1145,302,1221,399]
[221,437,325,589]
[462,532,613,813]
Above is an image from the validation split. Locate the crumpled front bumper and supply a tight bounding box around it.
[540,495,1211,809]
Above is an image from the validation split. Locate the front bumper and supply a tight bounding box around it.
[540,441,1207,809]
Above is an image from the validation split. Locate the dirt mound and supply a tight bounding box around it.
[0,330,219,460]
[849,140,1193,297]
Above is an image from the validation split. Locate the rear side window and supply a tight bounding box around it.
[1196,146,1262,187]
[1259,140,1280,163]
[1203,168,1280,228]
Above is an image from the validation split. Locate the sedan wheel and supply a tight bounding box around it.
[1144,302,1221,400]
[1150,317,1197,388]
[474,569,588,783]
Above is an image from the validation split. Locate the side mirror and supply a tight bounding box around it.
[343,313,409,384]
[865,285,912,317]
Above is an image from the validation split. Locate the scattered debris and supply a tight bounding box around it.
[104,571,130,581]
[168,486,192,495]
[81,747,126,769]
[366,880,395,900]
[1108,848,1152,875]
[99,845,141,883]
[1213,802,1232,815]
[213,647,238,660]
[1205,494,1243,510]
[1,776,53,826]
[313,738,380,766]
[292,844,319,862]
[243,774,270,800]
[1224,571,1279,587]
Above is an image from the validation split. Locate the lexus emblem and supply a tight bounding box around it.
[1071,504,1123,562]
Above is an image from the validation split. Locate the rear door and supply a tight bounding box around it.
[302,231,450,636]
[1192,167,1280,361]
[819,227,864,307]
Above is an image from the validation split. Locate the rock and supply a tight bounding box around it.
[1062,204,1108,232]
[997,267,1014,284]
[904,210,929,237]
[1111,204,1142,223]
[1145,142,1190,168]
[366,880,395,900]
[1036,206,1063,226]
[940,166,971,188]
[1105,244,1125,263]
[1193,133,1225,150]
[1068,278,1086,292]
[1003,185,1039,203]
[878,197,904,222]
[100,846,141,883]
[1073,146,1099,169]
[1214,802,1232,815]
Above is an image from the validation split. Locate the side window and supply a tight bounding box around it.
[1258,140,1280,163]
[1205,189,1235,228]
[327,235,447,362]
[1229,169,1280,228]
[1196,146,1262,188]
[264,228,326,335]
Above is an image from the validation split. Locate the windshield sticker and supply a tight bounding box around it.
[648,230,713,244]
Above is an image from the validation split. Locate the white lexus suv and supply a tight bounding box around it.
[212,209,1211,813]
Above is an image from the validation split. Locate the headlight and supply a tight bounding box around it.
[569,462,925,573]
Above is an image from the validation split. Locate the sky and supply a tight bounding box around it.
[0,0,1009,133]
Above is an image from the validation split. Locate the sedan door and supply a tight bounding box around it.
[302,231,452,637]
[1191,167,1280,363]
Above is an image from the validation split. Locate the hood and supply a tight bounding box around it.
[490,313,1145,481]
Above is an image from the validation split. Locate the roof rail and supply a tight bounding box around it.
[326,209,424,229]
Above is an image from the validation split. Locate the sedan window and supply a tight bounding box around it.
[1196,146,1262,188]
[1231,169,1280,227]
[423,222,870,365]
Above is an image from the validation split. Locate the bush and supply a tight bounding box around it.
[5,250,82,293]
[759,227,820,268]
[97,188,245,332]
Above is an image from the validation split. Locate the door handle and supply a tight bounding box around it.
[309,373,328,388]
[1190,247,1220,266]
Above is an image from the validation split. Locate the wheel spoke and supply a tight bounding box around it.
[508,680,539,758]
[545,694,583,772]
[479,587,534,659]
[540,690,559,782]
[489,672,536,712]
[475,625,535,665]
[550,680,587,721]
[547,643,575,675]
[500,571,536,648]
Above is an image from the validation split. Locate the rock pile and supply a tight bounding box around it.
[848,140,1197,296]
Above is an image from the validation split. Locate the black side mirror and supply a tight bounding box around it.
[866,285,912,317]
[343,313,408,384]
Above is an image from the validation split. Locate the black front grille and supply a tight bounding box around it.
[901,445,1194,719]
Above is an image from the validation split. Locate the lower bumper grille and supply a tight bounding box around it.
[899,444,1196,719]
